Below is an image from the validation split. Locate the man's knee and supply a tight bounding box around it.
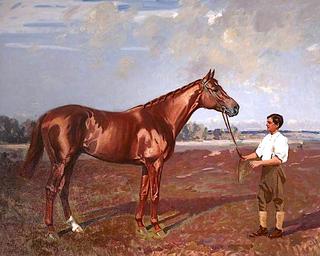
[258,204,267,211]
[273,198,284,211]
[257,195,267,211]
[257,189,264,201]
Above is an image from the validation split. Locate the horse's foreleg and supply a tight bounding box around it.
[135,166,149,228]
[148,159,163,233]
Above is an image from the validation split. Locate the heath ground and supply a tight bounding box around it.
[1,141,320,255]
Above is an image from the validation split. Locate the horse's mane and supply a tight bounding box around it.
[129,79,201,110]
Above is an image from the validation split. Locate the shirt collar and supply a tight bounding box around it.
[270,131,280,138]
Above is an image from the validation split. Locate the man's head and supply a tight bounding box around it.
[266,113,284,133]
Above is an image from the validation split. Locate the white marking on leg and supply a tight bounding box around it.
[67,216,84,233]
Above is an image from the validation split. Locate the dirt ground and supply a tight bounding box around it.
[1,141,320,255]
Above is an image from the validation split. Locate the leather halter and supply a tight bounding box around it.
[201,80,228,111]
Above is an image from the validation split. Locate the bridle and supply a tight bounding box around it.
[202,80,244,159]
[202,80,228,111]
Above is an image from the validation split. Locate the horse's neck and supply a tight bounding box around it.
[153,82,202,138]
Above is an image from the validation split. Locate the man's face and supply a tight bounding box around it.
[266,117,278,133]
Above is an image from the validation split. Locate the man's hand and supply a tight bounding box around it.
[249,160,261,169]
[242,152,258,161]
[242,155,252,160]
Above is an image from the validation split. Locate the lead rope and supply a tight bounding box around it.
[222,112,244,159]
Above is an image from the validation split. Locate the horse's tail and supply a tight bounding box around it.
[20,114,46,179]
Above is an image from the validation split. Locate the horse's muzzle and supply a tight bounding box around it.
[226,104,239,117]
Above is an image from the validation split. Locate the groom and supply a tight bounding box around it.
[242,113,289,239]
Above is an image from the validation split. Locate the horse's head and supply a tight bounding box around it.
[199,69,239,117]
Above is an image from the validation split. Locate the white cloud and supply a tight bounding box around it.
[120,46,149,52]
[307,44,320,52]
[305,43,320,64]
[206,10,223,25]
[116,57,136,79]
[258,86,274,94]
[131,0,318,89]
[197,117,264,131]
[283,119,320,131]
[288,119,298,125]
[5,42,80,52]
[134,10,178,23]
[270,94,280,106]
[194,116,320,131]
[81,2,136,48]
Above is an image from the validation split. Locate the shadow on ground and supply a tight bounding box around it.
[284,210,320,236]
[58,194,255,236]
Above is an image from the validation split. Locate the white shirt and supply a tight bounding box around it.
[255,132,289,163]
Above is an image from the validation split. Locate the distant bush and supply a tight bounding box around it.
[177,122,240,141]
[0,116,35,144]
[177,122,207,141]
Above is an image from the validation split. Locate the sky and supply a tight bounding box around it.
[0,0,320,131]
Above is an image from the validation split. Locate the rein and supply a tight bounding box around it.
[222,112,244,159]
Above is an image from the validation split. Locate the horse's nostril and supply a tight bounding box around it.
[234,104,239,114]
[231,105,239,116]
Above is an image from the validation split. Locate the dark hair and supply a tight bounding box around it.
[267,113,284,128]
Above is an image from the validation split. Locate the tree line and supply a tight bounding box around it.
[0,115,238,144]
[0,116,35,143]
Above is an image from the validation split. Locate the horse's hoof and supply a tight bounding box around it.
[46,232,59,241]
[73,225,84,233]
[136,226,148,235]
[152,223,166,238]
[153,229,166,239]
[67,216,84,233]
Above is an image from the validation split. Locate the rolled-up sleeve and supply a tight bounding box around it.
[255,138,265,158]
[274,137,289,163]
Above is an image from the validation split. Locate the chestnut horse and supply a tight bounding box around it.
[21,69,239,236]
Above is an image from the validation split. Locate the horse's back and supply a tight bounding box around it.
[38,104,175,164]
[39,104,140,161]
[41,104,91,129]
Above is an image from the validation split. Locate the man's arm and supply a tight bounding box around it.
[249,156,282,169]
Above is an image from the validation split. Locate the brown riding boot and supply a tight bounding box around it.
[268,228,283,239]
[268,212,284,239]
[249,211,268,237]
[249,225,268,237]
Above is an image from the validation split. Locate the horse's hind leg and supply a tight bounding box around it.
[135,166,150,229]
[59,155,83,233]
[43,129,81,236]
[45,155,79,236]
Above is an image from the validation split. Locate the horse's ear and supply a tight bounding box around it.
[203,69,211,82]
[211,69,215,78]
